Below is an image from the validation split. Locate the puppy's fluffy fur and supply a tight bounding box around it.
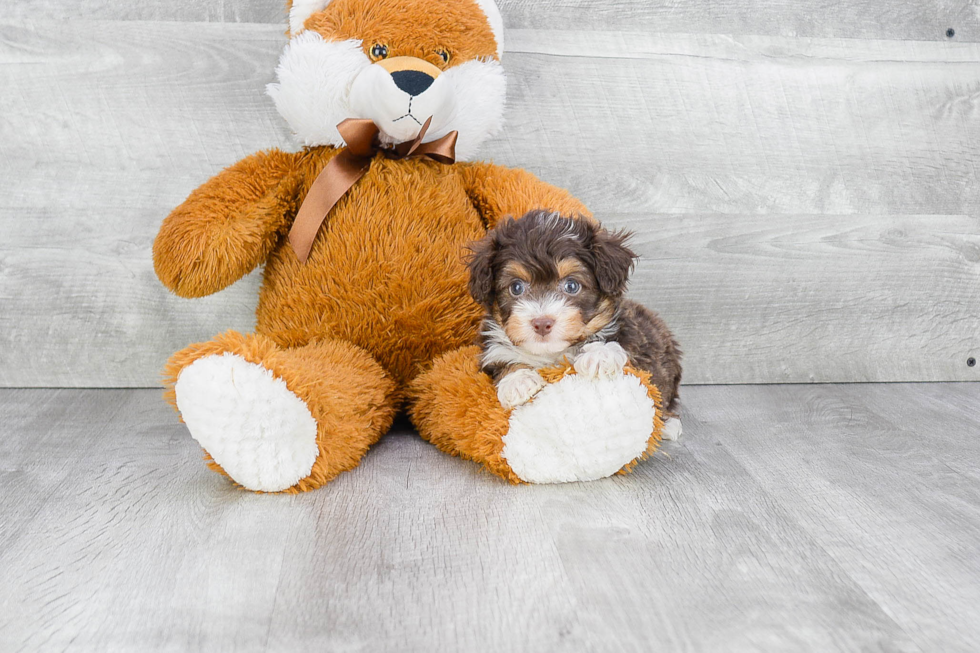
[467,211,682,412]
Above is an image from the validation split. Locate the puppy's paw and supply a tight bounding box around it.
[497,369,546,409]
[661,417,683,441]
[574,341,629,380]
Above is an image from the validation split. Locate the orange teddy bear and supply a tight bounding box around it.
[154,0,663,492]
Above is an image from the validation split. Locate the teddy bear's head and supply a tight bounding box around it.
[268,0,505,160]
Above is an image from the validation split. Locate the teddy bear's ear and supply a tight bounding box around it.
[288,0,331,36]
[473,0,505,57]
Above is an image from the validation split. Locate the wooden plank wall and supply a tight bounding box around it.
[1,3,979,387]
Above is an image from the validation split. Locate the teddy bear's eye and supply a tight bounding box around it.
[370,44,389,61]
[436,49,450,64]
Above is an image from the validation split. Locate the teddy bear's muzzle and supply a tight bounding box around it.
[349,56,456,143]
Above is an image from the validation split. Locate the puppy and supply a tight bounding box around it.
[466,210,683,438]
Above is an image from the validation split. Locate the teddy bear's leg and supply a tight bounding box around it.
[163,331,397,493]
[409,346,662,485]
[408,347,520,482]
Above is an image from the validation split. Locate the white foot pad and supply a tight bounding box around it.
[502,372,657,484]
[175,353,318,492]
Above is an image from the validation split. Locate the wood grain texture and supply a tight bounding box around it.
[617,212,980,384]
[691,382,980,653]
[503,0,980,42]
[0,389,132,554]
[8,1,286,23]
[1,384,978,651]
[12,0,980,42]
[501,30,980,216]
[2,20,980,386]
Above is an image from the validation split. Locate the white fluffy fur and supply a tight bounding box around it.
[174,353,319,492]
[267,31,506,160]
[502,372,657,484]
[268,34,370,149]
[415,58,506,161]
[349,64,458,143]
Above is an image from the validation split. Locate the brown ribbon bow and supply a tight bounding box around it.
[288,117,458,263]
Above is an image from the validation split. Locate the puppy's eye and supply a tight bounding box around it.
[562,278,582,295]
[509,280,527,296]
[436,49,450,64]
[370,44,389,61]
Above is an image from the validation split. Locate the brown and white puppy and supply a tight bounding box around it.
[467,211,683,436]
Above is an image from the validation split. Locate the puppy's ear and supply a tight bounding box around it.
[590,227,637,296]
[466,232,498,309]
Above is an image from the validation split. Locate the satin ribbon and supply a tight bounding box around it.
[288,117,458,263]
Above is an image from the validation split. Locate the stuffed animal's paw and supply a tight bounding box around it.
[502,371,659,483]
[497,368,546,409]
[573,341,629,379]
[175,353,319,492]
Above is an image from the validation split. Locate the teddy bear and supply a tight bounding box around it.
[154,0,664,492]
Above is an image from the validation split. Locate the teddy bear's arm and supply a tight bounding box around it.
[458,162,593,228]
[153,149,301,298]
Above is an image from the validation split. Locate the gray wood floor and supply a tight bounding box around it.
[1,383,978,652]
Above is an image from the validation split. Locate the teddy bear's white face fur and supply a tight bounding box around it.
[267,0,506,161]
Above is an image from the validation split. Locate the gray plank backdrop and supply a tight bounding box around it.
[1,3,980,387]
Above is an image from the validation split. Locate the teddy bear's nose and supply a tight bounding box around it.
[391,70,435,96]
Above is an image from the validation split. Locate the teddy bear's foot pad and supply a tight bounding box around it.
[175,353,319,492]
[502,373,658,484]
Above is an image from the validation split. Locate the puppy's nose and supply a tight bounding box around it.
[391,70,435,96]
[532,317,555,336]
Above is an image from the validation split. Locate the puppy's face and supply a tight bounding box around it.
[468,212,637,355]
[494,257,610,354]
